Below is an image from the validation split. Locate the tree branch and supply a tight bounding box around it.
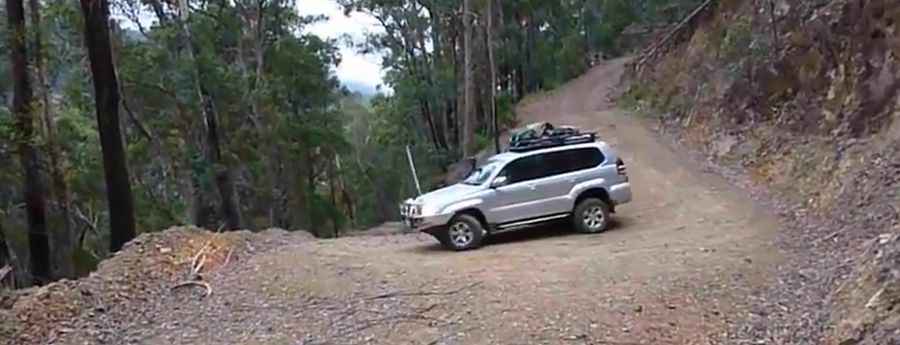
[120,92,155,142]
[366,281,482,300]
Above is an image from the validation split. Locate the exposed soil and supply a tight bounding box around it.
[622,1,900,343]
[5,59,787,345]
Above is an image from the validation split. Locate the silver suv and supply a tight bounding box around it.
[400,132,632,251]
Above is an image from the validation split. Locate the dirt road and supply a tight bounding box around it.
[91,59,782,345]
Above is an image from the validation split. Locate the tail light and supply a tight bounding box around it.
[616,158,628,181]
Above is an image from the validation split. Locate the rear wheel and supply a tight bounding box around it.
[573,198,611,233]
[440,214,484,251]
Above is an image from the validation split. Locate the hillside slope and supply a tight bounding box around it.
[624,0,900,343]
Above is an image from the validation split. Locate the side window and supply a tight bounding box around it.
[570,148,605,171]
[500,155,544,184]
[543,148,605,177]
[543,151,573,177]
[499,149,605,184]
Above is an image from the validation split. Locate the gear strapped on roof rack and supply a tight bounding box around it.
[507,122,597,152]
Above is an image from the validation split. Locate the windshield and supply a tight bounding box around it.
[461,162,501,185]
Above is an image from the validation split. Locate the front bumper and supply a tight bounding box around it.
[609,182,632,205]
[400,213,453,233]
[400,203,452,233]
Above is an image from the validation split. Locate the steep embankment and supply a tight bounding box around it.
[624,0,900,343]
[0,228,309,344]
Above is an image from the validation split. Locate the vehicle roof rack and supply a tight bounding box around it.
[507,132,598,153]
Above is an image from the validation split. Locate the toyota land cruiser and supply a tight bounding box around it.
[400,126,632,251]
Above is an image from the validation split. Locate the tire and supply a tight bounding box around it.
[434,234,452,248]
[440,214,485,251]
[573,198,611,234]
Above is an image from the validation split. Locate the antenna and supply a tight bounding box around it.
[406,145,423,196]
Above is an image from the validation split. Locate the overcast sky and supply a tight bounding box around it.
[115,0,386,95]
[297,0,386,95]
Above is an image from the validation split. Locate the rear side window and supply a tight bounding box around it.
[544,148,604,176]
[500,148,604,184]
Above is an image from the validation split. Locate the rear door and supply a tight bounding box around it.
[535,148,606,214]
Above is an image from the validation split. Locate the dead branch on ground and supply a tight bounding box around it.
[223,248,235,267]
[170,281,212,297]
[170,242,213,298]
[366,281,482,300]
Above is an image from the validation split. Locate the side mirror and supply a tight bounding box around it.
[490,175,509,189]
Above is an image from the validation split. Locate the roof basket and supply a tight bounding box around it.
[507,122,597,152]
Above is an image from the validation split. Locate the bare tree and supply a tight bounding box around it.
[30,0,75,279]
[7,0,51,284]
[0,221,9,269]
[462,0,476,157]
[487,0,499,154]
[79,0,138,252]
[176,0,242,230]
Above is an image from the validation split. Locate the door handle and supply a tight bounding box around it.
[527,184,537,191]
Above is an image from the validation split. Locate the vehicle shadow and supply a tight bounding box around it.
[485,218,628,246]
[409,218,629,254]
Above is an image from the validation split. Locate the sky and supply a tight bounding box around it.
[297,0,387,95]
[114,0,387,96]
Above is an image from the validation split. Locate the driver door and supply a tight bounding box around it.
[487,154,546,224]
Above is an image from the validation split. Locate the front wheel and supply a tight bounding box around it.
[440,214,484,251]
[573,198,611,233]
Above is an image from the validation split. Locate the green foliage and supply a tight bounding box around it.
[620,84,653,112]
[0,112,14,146]
[496,94,518,128]
[720,16,754,61]
[594,0,639,53]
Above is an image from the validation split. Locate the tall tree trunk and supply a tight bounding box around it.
[80,0,138,253]
[258,5,280,227]
[334,155,354,226]
[515,65,525,101]
[30,0,75,279]
[289,157,309,230]
[487,0,499,154]
[247,0,278,226]
[445,17,459,150]
[328,157,339,237]
[0,222,9,269]
[176,0,241,230]
[429,8,449,151]
[0,222,18,288]
[462,0,476,157]
[452,20,463,153]
[306,158,317,236]
[8,0,51,285]
[525,20,538,92]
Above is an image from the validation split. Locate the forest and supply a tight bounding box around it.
[0,0,702,286]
